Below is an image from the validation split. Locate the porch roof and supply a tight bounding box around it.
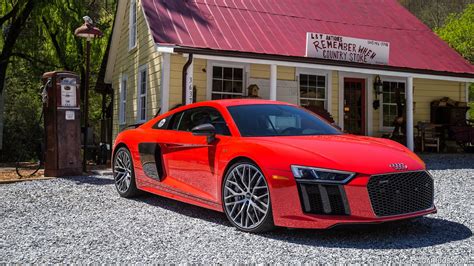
[141,0,474,78]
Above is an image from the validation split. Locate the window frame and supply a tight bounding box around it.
[119,74,128,125]
[129,0,137,51]
[296,68,331,111]
[379,78,407,131]
[137,64,148,123]
[206,61,249,100]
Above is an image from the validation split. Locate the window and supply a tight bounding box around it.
[119,75,127,125]
[137,65,148,122]
[381,81,406,128]
[211,66,244,100]
[299,74,327,109]
[170,107,230,136]
[129,0,137,50]
[228,104,340,137]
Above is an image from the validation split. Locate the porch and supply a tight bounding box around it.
[164,53,471,151]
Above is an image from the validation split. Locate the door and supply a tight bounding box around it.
[343,78,366,135]
[164,107,231,203]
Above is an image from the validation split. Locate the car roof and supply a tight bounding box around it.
[144,99,299,129]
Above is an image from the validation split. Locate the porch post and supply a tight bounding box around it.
[466,82,471,120]
[270,64,277,100]
[406,76,414,151]
[185,59,194,105]
[160,53,170,113]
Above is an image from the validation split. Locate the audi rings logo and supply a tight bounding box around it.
[390,163,408,171]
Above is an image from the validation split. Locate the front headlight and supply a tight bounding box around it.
[291,165,356,184]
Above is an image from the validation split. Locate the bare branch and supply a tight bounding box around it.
[41,16,70,70]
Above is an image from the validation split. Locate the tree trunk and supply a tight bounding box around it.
[0,89,4,150]
[0,0,36,94]
[0,0,37,149]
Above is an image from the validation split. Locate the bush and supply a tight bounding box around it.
[0,73,43,163]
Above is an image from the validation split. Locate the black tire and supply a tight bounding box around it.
[222,160,275,233]
[113,146,140,198]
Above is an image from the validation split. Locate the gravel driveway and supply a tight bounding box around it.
[1,154,473,263]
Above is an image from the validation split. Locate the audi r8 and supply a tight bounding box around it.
[112,100,435,232]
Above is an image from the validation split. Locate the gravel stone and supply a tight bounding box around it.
[1,154,473,263]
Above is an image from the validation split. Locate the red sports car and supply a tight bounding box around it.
[112,100,435,232]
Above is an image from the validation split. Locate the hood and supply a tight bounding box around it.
[252,134,424,175]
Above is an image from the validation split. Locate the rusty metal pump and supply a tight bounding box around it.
[42,71,82,177]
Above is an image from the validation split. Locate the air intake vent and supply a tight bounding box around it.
[367,171,434,217]
[297,183,350,215]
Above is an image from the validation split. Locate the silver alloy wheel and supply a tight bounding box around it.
[223,164,270,229]
[114,149,132,193]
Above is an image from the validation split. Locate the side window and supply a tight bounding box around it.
[129,0,137,50]
[211,66,244,99]
[171,107,231,136]
[170,112,184,130]
[299,74,327,109]
[119,75,128,125]
[382,81,406,128]
[137,65,148,122]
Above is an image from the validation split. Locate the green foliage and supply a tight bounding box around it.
[0,0,116,161]
[1,61,43,162]
[435,4,474,119]
[399,0,473,29]
[436,4,474,63]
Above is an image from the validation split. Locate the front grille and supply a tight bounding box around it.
[367,171,434,217]
[297,183,350,215]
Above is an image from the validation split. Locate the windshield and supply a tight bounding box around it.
[227,104,341,137]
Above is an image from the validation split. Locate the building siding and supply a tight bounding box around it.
[109,5,469,140]
[250,64,295,81]
[111,0,162,140]
[169,55,208,108]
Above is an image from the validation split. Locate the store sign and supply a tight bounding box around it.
[306,32,390,65]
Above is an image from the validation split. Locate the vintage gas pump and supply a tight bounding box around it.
[42,71,82,177]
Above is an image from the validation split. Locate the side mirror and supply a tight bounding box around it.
[191,123,216,143]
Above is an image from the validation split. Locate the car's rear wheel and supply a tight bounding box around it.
[222,161,275,233]
[113,147,140,198]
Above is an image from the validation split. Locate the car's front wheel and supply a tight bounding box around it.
[222,161,275,233]
[113,146,140,198]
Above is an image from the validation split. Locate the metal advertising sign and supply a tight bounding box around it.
[306,32,390,65]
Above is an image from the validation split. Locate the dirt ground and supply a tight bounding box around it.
[0,163,110,182]
[0,166,44,181]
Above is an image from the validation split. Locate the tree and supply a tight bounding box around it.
[0,0,49,94]
[399,0,473,29]
[0,0,116,159]
[436,4,474,118]
[0,0,43,149]
[436,4,474,63]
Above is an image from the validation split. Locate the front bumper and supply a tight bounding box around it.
[267,169,436,229]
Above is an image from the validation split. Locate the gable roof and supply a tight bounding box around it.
[140,0,474,78]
